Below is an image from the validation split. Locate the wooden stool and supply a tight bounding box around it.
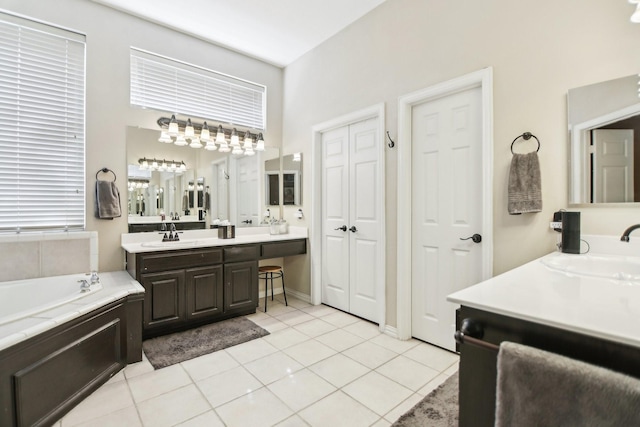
[258,265,287,313]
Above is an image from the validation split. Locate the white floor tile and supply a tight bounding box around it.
[181,349,240,382]
[197,366,263,408]
[175,410,225,427]
[123,354,155,379]
[342,341,398,369]
[69,405,141,427]
[263,302,297,316]
[314,328,364,352]
[251,316,290,333]
[298,390,380,427]
[403,342,459,371]
[274,414,311,427]
[225,338,278,365]
[417,372,451,396]
[342,371,413,416]
[383,393,424,423]
[268,369,336,412]
[375,355,439,391]
[274,310,316,326]
[369,334,420,354]
[321,311,361,327]
[262,328,310,350]
[283,339,337,366]
[216,387,293,427]
[244,351,305,385]
[293,318,337,337]
[136,384,210,427]
[128,364,192,403]
[308,353,370,388]
[61,381,134,426]
[105,370,125,385]
[285,298,311,309]
[299,304,339,318]
[371,419,392,427]
[342,320,382,340]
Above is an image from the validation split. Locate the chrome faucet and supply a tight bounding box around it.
[78,279,91,292]
[620,224,640,242]
[89,271,100,285]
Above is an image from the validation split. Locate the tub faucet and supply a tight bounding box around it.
[78,279,91,292]
[620,224,640,242]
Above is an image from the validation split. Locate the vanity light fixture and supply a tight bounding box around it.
[138,157,187,172]
[292,152,302,162]
[128,179,150,190]
[631,0,640,23]
[156,117,265,156]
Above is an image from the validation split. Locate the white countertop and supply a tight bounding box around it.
[448,237,640,349]
[121,226,308,253]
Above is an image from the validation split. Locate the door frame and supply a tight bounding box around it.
[310,103,386,330]
[396,68,494,340]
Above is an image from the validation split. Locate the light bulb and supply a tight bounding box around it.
[179,161,187,172]
[190,137,203,148]
[151,160,159,170]
[231,146,243,155]
[200,121,210,142]
[230,128,240,147]
[216,125,226,144]
[204,140,218,151]
[243,131,253,149]
[218,142,231,153]
[185,118,195,138]
[244,148,255,156]
[158,131,172,143]
[632,3,640,23]
[140,159,149,169]
[168,115,179,136]
[293,152,301,162]
[255,133,265,151]
[174,135,187,146]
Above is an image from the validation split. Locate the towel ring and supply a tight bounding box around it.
[510,132,540,154]
[96,167,117,182]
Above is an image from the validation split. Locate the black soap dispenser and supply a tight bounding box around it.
[560,211,580,254]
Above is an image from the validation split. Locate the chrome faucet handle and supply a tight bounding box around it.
[89,271,100,284]
[169,223,176,232]
[78,279,91,291]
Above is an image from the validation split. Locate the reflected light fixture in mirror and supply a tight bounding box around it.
[138,157,187,172]
[157,116,265,157]
[631,0,640,23]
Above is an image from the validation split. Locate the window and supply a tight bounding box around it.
[130,48,266,130]
[0,13,86,232]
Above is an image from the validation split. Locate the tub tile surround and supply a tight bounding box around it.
[0,231,98,281]
[55,295,459,427]
[0,271,144,352]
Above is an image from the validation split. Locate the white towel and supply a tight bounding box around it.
[496,342,640,427]
[95,180,121,219]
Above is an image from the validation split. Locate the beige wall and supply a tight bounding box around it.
[280,0,640,326]
[1,0,283,272]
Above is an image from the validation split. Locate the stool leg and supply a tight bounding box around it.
[281,271,287,306]
[264,275,268,313]
[270,272,274,300]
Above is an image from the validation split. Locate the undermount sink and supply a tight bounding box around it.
[140,239,204,248]
[541,253,640,281]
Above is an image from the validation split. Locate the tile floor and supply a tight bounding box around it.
[54,295,459,427]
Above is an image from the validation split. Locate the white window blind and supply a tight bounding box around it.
[130,48,266,130]
[0,13,86,232]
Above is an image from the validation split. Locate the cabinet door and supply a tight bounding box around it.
[186,265,223,321]
[224,261,258,314]
[140,270,185,330]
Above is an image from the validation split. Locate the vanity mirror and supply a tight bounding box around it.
[568,74,640,204]
[282,153,302,205]
[126,126,279,229]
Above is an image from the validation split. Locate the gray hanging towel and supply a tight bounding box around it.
[95,180,121,219]
[508,151,542,214]
[495,342,640,427]
[205,190,211,211]
[182,192,189,212]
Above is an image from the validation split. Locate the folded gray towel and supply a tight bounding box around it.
[496,342,640,427]
[182,193,189,212]
[508,152,542,214]
[95,180,121,219]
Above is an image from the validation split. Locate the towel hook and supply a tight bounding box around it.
[510,132,540,154]
[96,167,116,182]
[386,131,395,148]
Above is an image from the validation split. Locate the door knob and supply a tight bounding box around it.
[349,226,358,233]
[460,233,482,243]
[335,225,347,232]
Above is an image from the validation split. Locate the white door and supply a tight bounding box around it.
[321,117,381,322]
[592,129,634,203]
[411,87,484,351]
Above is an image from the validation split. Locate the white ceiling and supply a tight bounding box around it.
[90,0,386,67]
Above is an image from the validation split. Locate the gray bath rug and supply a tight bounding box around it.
[392,372,458,427]
[142,317,270,369]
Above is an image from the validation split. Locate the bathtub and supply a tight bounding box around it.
[0,271,144,426]
[0,273,103,326]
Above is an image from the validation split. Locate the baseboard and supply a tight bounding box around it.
[284,288,311,303]
[383,324,399,339]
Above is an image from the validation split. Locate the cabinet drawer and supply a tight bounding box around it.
[223,244,259,263]
[139,248,223,274]
[261,239,306,258]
